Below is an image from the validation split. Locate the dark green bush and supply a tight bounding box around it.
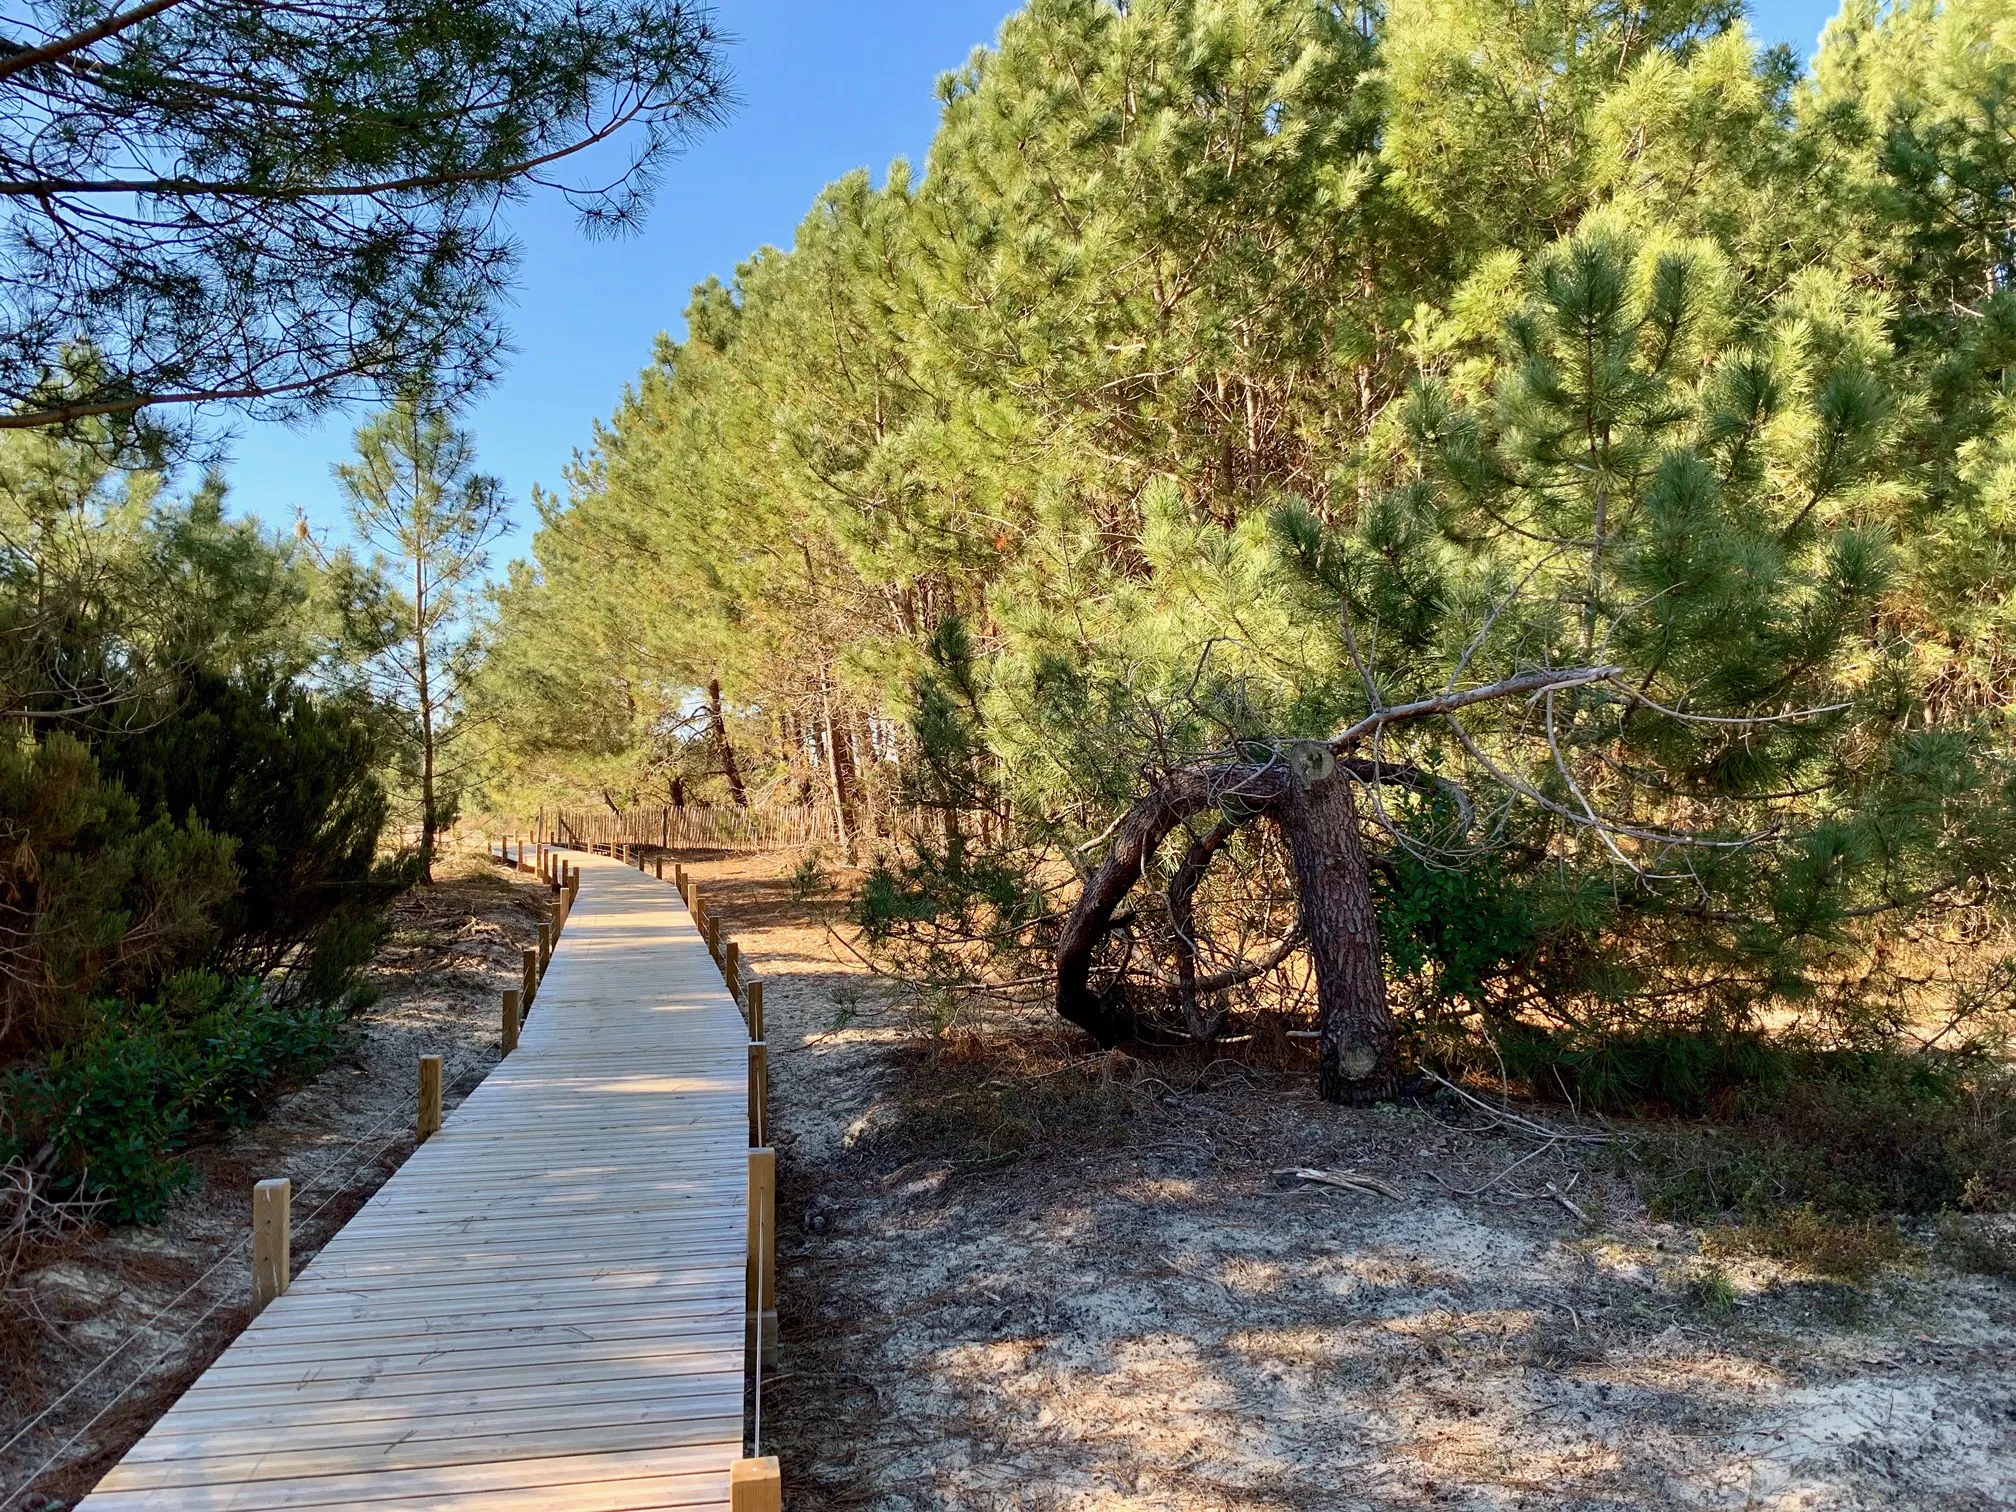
[0,973,344,1223]
[0,731,238,1059]
[1376,850,1538,1010]
[1489,1024,1797,1116]
[97,670,407,999]
[1639,1049,2016,1226]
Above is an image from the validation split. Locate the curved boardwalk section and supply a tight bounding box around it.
[79,853,750,1511]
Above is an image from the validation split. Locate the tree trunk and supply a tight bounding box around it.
[707,679,747,807]
[1281,772,1400,1104]
[1169,820,1236,1042]
[819,670,853,851]
[1056,765,1285,1045]
[414,551,435,885]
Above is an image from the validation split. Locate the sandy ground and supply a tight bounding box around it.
[682,851,2016,1512]
[0,851,551,1511]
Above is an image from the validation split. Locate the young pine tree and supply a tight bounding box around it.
[335,398,509,882]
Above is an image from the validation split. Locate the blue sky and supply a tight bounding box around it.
[223,0,1848,557]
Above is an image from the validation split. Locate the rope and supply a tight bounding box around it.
[751,1188,770,1459]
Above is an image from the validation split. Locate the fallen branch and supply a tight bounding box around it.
[1274,1166,1407,1200]
[1544,1180,1589,1223]
[1420,1070,1622,1146]
[1430,1139,1559,1198]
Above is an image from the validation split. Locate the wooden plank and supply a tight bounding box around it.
[123,1393,744,1463]
[86,1445,732,1509]
[137,1373,744,1433]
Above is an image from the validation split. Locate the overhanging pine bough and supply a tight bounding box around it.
[0,0,729,439]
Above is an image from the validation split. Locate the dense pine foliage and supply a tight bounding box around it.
[0,419,409,1218]
[484,0,2016,1091]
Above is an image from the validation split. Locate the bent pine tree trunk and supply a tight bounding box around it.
[1054,761,1400,1102]
[1280,771,1400,1104]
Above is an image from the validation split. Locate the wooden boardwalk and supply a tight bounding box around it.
[80,852,754,1511]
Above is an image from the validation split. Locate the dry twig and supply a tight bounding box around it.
[1274,1166,1407,1200]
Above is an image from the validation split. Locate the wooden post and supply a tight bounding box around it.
[418,1054,443,1141]
[655,857,664,880]
[707,912,722,966]
[676,863,688,898]
[502,988,521,1054]
[725,940,741,1002]
[747,1146,777,1363]
[251,1178,291,1314]
[748,1039,768,1146]
[730,1458,783,1512]
[522,948,538,1009]
[746,978,765,1041]
[538,921,552,974]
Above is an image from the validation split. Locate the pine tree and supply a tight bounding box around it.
[477,0,2016,1104]
[335,397,508,882]
[0,0,729,444]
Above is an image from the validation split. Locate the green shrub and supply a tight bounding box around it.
[1489,1025,1797,1116]
[1705,1208,1915,1284]
[790,848,832,901]
[0,975,344,1223]
[97,670,406,1002]
[1684,1266,1739,1314]
[0,731,238,1059]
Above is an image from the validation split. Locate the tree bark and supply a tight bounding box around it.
[707,679,747,807]
[1056,764,1290,1045]
[1169,819,1237,1041]
[819,670,853,850]
[414,546,435,885]
[1282,772,1401,1104]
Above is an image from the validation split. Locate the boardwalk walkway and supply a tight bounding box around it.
[80,852,754,1511]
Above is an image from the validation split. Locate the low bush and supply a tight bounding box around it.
[1637,1050,2016,1222]
[0,973,346,1223]
[1704,1208,1916,1284]
[1613,1045,2016,1278]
